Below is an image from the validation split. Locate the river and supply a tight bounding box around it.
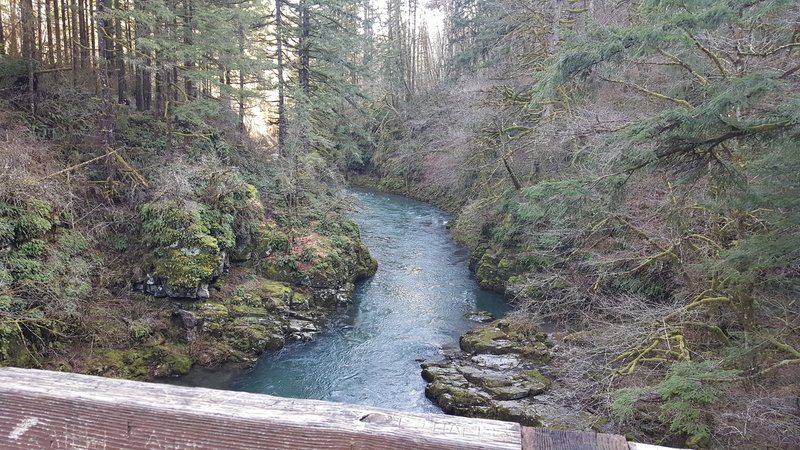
[171,188,510,413]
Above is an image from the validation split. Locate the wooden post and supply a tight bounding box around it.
[521,427,630,450]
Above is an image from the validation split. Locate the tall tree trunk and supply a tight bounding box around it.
[53,0,62,64]
[0,3,6,55]
[71,0,79,83]
[77,0,88,71]
[155,63,164,114]
[143,56,151,110]
[45,0,54,65]
[113,0,127,104]
[299,0,310,97]
[61,0,72,70]
[90,3,97,86]
[183,0,194,100]
[36,0,43,62]
[274,0,286,155]
[20,0,36,113]
[97,0,114,149]
[298,0,310,151]
[133,0,149,110]
[8,0,19,56]
[237,19,246,131]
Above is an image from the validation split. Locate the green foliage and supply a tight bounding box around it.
[656,361,739,436]
[613,361,740,440]
[506,181,589,224]
[140,202,196,248]
[0,55,28,85]
[140,201,233,289]
[487,180,593,250]
[193,170,264,246]
[445,0,509,74]
[611,275,667,299]
[115,112,169,154]
[0,199,53,243]
[0,197,93,309]
[128,322,152,342]
[139,173,268,289]
[314,218,360,238]
[110,234,129,252]
[611,387,643,421]
[255,225,290,255]
[277,255,299,271]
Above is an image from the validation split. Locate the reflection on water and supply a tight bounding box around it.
[170,188,510,413]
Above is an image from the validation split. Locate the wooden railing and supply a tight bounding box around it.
[0,368,669,449]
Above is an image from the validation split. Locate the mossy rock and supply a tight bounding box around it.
[473,249,526,294]
[353,243,378,279]
[421,363,464,383]
[459,366,514,388]
[460,326,514,354]
[258,280,293,299]
[460,320,551,362]
[261,263,299,284]
[231,305,270,317]
[227,324,270,353]
[516,370,552,395]
[139,201,236,296]
[154,353,193,377]
[468,243,490,272]
[425,381,489,413]
[494,406,542,427]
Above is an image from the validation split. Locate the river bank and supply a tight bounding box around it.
[165,188,511,412]
[345,173,617,432]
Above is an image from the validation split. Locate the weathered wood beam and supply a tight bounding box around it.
[0,368,681,450]
[521,427,630,450]
[0,367,520,449]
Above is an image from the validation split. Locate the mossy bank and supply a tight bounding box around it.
[0,109,376,381]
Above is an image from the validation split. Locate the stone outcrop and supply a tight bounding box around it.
[173,279,358,367]
[422,317,605,430]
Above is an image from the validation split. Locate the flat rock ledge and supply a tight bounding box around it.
[421,318,605,430]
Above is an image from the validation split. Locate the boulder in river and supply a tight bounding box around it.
[422,318,606,431]
[464,310,495,323]
[459,319,551,362]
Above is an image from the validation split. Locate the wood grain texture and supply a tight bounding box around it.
[521,426,630,450]
[0,367,521,449]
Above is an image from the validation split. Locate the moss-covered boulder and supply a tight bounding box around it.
[460,319,551,362]
[474,249,512,292]
[88,343,193,380]
[138,201,234,298]
[421,359,556,419]
[423,365,493,415]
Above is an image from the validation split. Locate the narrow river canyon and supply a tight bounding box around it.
[172,188,510,412]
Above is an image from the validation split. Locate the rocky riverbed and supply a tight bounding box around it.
[421,316,605,430]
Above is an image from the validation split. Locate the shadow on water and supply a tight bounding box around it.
[168,188,510,413]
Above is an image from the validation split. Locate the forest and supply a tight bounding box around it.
[0,0,798,448]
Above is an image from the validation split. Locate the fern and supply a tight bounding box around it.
[656,361,739,437]
[611,387,646,421]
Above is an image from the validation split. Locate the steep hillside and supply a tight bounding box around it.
[0,85,375,380]
[355,0,800,447]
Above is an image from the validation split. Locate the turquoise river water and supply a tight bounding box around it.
[172,188,509,413]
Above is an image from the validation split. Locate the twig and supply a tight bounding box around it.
[38,148,118,182]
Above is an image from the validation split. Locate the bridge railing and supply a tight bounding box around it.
[0,367,666,449]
